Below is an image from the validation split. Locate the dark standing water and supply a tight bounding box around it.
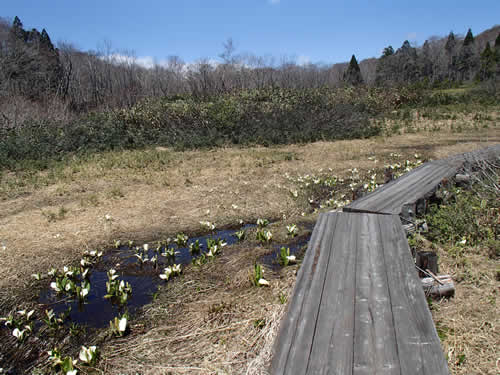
[259,235,312,271]
[38,225,256,328]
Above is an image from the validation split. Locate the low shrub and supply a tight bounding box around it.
[0,87,388,168]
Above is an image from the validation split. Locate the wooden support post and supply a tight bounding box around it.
[416,251,438,277]
[455,174,471,186]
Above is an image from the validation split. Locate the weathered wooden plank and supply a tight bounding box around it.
[347,161,458,215]
[325,213,358,374]
[345,162,430,213]
[380,215,449,375]
[376,163,456,214]
[306,212,352,374]
[352,214,400,375]
[271,212,449,375]
[346,163,436,214]
[352,213,376,373]
[378,163,452,209]
[375,165,444,214]
[283,213,339,374]
[345,144,500,215]
[270,213,330,374]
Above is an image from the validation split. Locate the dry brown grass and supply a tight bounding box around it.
[423,240,499,375]
[0,118,498,373]
[97,238,301,375]
[378,106,500,136]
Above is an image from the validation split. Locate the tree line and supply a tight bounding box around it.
[0,16,499,119]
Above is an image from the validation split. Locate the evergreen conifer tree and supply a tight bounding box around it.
[343,54,364,85]
[382,46,394,57]
[477,42,495,81]
[458,28,478,80]
[445,32,456,53]
[375,47,396,85]
[4,18,63,97]
[11,16,26,41]
[443,32,459,81]
[463,28,474,46]
[25,28,41,46]
[396,40,419,82]
[40,29,55,51]
[494,33,500,63]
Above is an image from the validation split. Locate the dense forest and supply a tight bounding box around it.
[0,16,499,166]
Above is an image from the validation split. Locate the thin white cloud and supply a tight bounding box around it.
[297,55,310,66]
[105,53,169,69]
[269,0,280,4]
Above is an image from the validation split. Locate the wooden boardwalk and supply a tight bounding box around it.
[270,212,448,375]
[344,144,500,215]
[270,145,500,374]
[343,161,456,215]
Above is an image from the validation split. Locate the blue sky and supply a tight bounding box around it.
[2,1,499,66]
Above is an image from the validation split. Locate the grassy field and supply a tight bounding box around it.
[0,104,498,374]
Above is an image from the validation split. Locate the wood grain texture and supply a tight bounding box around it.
[270,213,331,375]
[306,214,352,375]
[352,214,400,375]
[380,215,449,374]
[284,213,338,375]
[270,213,449,375]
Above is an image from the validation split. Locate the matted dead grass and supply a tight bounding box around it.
[0,120,499,373]
[99,241,298,375]
[423,240,499,375]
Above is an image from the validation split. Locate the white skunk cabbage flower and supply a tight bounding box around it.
[159,267,173,280]
[81,268,89,279]
[48,268,57,277]
[79,288,89,298]
[63,266,73,277]
[108,269,119,280]
[50,282,61,292]
[286,255,297,264]
[134,253,148,263]
[79,345,97,363]
[200,221,216,231]
[118,317,127,332]
[118,280,127,292]
[12,328,25,340]
[258,278,270,286]
[172,264,182,274]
